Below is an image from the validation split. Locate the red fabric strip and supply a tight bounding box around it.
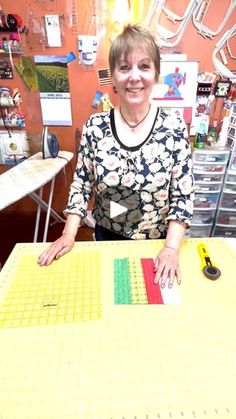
[141,258,164,304]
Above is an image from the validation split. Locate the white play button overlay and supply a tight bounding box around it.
[110,201,128,219]
[93,185,142,230]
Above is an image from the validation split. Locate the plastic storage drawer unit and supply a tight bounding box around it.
[192,148,230,238]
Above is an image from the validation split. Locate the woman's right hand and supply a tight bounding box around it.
[37,233,75,266]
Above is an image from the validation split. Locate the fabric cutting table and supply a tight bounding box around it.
[0,237,235,418]
[0,151,73,242]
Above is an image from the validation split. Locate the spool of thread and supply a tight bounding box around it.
[12,14,22,28]
[10,32,20,42]
[0,14,22,30]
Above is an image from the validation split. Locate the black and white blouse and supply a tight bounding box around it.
[65,108,194,239]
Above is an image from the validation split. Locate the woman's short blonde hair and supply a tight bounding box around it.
[109,24,160,82]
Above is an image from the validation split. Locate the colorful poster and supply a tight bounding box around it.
[34,55,72,126]
[150,61,199,108]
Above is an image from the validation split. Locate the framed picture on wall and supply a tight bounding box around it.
[214,79,232,98]
[150,61,199,107]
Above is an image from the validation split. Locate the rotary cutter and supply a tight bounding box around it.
[197,243,221,280]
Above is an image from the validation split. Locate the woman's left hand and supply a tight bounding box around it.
[153,246,181,288]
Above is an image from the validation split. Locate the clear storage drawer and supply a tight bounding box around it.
[193,150,229,163]
[226,172,236,183]
[229,155,236,171]
[220,192,236,208]
[185,225,212,238]
[192,209,215,225]
[193,173,224,183]
[194,183,221,192]
[194,192,219,209]
[193,163,227,173]
[216,209,236,226]
[224,182,236,193]
[212,225,236,238]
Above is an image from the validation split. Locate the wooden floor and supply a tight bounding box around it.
[0,212,94,268]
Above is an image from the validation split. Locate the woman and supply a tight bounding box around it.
[38,24,194,288]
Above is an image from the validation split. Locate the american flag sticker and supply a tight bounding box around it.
[97,68,112,85]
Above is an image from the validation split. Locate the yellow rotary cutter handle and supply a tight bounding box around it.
[197,243,221,280]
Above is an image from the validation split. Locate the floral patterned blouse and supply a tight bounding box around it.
[65,107,194,239]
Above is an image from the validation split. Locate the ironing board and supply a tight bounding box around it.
[0,151,73,242]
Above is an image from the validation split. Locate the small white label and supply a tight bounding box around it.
[45,15,61,47]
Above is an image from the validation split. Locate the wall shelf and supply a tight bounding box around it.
[0,87,25,133]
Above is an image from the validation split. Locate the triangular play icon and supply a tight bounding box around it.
[110,201,128,218]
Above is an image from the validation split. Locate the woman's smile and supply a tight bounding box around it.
[126,87,144,93]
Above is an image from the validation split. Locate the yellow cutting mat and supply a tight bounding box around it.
[0,237,235,418]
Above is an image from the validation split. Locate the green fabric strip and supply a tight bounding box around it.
[114,258,132,304]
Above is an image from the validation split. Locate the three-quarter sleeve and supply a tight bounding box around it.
[165,117,194,227]
[64,119,95,218]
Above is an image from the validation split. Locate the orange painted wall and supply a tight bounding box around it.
[1,0,236,214]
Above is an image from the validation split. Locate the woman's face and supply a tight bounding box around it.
[112,48,156,108]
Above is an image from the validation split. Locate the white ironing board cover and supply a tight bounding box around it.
[0,151,73,211]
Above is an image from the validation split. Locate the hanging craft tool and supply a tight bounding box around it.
[197,243,221,280]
